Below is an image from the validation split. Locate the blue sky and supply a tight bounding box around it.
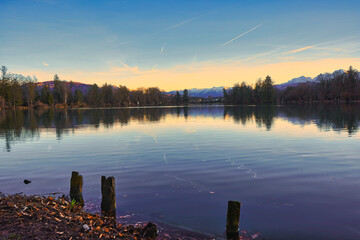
[1,0,360,90]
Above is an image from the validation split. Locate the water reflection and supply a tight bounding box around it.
[280,104,360,135]
[1,105,360,151]
[224,105,277,130]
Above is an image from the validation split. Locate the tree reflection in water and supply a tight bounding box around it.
[1,105,360,151]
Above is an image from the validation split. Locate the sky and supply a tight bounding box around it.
[1,0,360,91]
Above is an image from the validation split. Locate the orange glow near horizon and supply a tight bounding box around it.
[17,58,360,91]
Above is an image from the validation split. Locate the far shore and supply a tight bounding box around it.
[2,100,360,111]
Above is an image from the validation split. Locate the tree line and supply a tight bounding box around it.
[280,66,360,103]
[0,66,190,109]
[223,75,276,104]
[223,66,360,104]
[1,65,359,109]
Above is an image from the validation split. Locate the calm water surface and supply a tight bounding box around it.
[0,105,360,239]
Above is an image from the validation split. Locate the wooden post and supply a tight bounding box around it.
[226,200,241,239]
[101,176,116,217]
[70,171,84,205]
[142,222,158,238]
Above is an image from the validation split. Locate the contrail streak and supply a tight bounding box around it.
[224,24,262,46]
[222,39,305,63]
[111,3,240,48]
[161,42,165,54]
[162,18,196,32]
[288,45,314,53]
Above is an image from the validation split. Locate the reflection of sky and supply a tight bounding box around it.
[11,112,358,145]
[1,0,360,89]
[1,108,360,239]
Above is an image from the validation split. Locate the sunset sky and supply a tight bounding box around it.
[1,0,360,90]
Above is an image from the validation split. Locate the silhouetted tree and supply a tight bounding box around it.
[101,83,113,106]
[74,89,83,104]
[53,74,69,105]
[262,75,275,103]
[87,84,101,106]
[23,77,37,107]
[130,88,145,106]
[118,85,130,106]
[183,89,189,105]
[223,88,229,104]
[175,91,181,105]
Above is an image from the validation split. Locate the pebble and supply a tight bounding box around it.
[83,224,90,231]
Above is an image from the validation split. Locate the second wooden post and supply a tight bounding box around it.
[226,200,241,239]
[101,176,116,217]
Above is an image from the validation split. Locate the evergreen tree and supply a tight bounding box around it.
[0,66,10,105]
[231,83,241,104]
[183,89,189,105]
[175,91,181,105]
[223,88,229,104]
[262,75,275,103]
[254,79,263,103]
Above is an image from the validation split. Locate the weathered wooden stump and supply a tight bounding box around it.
[226,200,241,239]
[142,222,158,238]
[70,171,84,205]
[101,176,116,217]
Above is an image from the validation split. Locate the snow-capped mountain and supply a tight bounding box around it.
[31,69,353,98]
[275,76,314,90]
[167,87,225,98]
[275,69,348,90]
[167,69,349,97]
[313,69,345,82]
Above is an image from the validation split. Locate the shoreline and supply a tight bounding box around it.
[0,193,217,240]
[2,101,360,111]
[0,193,263,239]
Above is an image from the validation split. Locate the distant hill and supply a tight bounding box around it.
[36,81,93,94]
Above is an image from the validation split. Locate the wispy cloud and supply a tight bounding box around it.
[43,62,49,67]
[223,40,305,63]
[223,24,262,46]
[242,48,283,62]
[112,63,142,75]
[288,45,314,54]
[314,47,351,53]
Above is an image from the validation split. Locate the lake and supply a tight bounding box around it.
[0,105,359,239]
